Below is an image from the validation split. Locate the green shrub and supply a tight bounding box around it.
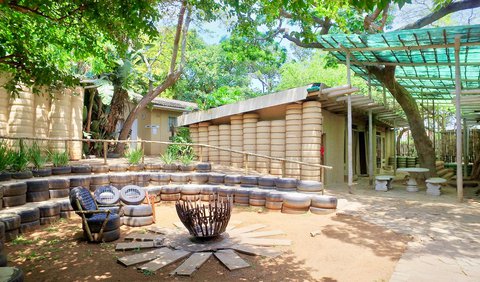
[159,151,176,165]
[11,140,30,172]
[166,127,195,161]
[50,151,69,167]
[28,142,48,169]
[125,148,143,165]
[179,154,194,165]
[0,140,14,172]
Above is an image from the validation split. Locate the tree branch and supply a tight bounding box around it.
[178,6,192,73]
[282,33,324,49]
[399,0,480,30]
[3,1,86,22]
[169,0,187,75]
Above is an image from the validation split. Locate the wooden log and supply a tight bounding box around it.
[171,252,212,276]
[214,249,250,271]
[117,248,171,267]
[138,249,191,272]
[115,241,158,251]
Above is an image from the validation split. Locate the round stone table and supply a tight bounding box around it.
[397,167,429,192]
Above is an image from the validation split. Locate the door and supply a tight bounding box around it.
[130,119,138,150]
[358,132,367,175]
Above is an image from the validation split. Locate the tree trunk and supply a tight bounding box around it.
[471,154,480,180]
[114,72,182,154]
[105,85,129,135]
[368,65,436,177]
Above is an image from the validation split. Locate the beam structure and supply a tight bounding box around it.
[454,36,463,202]
[346,52,353,194]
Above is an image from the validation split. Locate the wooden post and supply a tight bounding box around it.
[103,141,107,165]
[281,160,286,178]
[64,140,68,153]
[199,146,203,162]
[433,99,436,155]
[393,119,397,176]
[454,35,463,202]
[141,141,145,164]
[463,118,468,178]
[368,74,374,187]
[244,154,248,174]
[346,52,353,194]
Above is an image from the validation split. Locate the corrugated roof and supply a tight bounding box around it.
[130,93,197,111]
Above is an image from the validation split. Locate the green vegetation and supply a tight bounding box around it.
[159,151,176,165]
[12,235,40,246]
[0,140,14,172]
[125,147,144,165]
[179,154,194,166]
[28,142,48,169]
[50,151,69,167]
[11,140,30,172]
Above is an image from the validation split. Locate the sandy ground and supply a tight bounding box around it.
[6,202,410,282]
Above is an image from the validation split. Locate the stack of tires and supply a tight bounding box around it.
[91,165,109,174]
[171,173,190,184]
[189,124,199,157]
[258,176,277,190]
[121,185,153,227]
[90,175,109,192]
[55,198,75,219]
[200,185,217,201]
[70,88,84,160]
[256,121,271,174]
[161,185,181,201]
[135,173,151,187]
[275,178,297,192]
[26,180,50,202]
[224,175,241,186]
[301,101,322,181]
[282,193,311,214]
[0,76,9,137]
[230,115,243,168]
[208,125,219,164]
[8,85,34,149]
[270,120,286,176]
[109,164,128,172]
[49,89,71,153]
[151,173,170,186]
[35,202,61,225]
[34,91,50,151]
[208,173,225,185]
[265,191,283,211]
[70,176,91,191]
[145,186,162,203]
[310,195,337,214]
[0,213,21,242]
[2,182,27,207]
[109,174,131,189]
[14,206,40,233]
[285,103,303,179]
[234,189,249,206]
[217,186,234,202]
[397,156,407,168]
[218,124,231,166]
[407,156,416,168]
[180,185,201,201]
[243,113,259,170]
[48,176,70,199]
[190,173,209,184]
[198,122,210,161]
[297,180,324,194]
[249,189,267,207]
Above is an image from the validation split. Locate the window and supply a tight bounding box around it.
[168,116,177,129]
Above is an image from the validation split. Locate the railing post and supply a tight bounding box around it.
[64,140,68,153]
[199,146,203,162]
[103,141,108,165]
[281,160,286,178]
[244,154,248,174]
[141,141,145,164]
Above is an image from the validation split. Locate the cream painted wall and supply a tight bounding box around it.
[322,110,345,184]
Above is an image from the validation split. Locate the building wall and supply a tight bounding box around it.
[322,110,345,184]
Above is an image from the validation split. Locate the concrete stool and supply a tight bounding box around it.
[375,175,394,191]
[426,177,446,196]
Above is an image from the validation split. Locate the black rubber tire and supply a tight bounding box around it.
[85,213,121,233]
[208,173,225,185]
[122,215,153,227]
[3,195,27,207]
[144,186,162,196]
[136,173,151,182]
[52,166,72,175]
[162,164,178,172]
[258,176,277,187]
[5,229,19,242]
[249,189,267,199]
[281,206,309,214]
[275,178,298,189]
[0,172,12,182]
[311,195,337,209]
[195,163,211,172]
[217,187,235,196]
[49,189,70,199]
[26,191,50,202]
[160,193,180,201]
[3,182,27,197]
[234,196,249,205]
[71,165,92,174]
[13,207,40,223]
[40,215,60,225]
[49,178,70,189]
[201,194,216,202]
[54,199,73,211]
[26,180,49,192]
[297,180,324,193]
[109,164,128,172]
[20,220,40,233]
[310,206,335,215]
[0,221,5,240]
[11,170,33,179]
[94,185,120,205]
[181,185,201,195]
[145,163,163,171]
[249,199,266,206]
[181,194,201,201]
[98,206,121,214]
[0,213,21,231]
[0,267,24,282]
[123,205,153,217]
[99,228,120,242]
[170,173,191,183]
[0,252,7,267]
[224,175,242,185]
[69,176,91,187]
[91,165,109,173]
[33,202,61,217]
[120,185,146,205]
[128,164,144,171]
[109,174,132,184]
[200,185,218,195]
[282,193,311,209]
[265,201,283,210]
[190,173,209,184]
[161,185,182,194]
[60,211,75,219]
[234,189,250,197]
[266,192,284,202]
[31,168,52,177]
[179,164,195,172]
[151,173,171,183]
[134,181,149,187]
[240,175,258,187]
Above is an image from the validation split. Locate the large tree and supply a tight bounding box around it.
[221,0,480,177]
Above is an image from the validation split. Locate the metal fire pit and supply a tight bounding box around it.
[175,198,232,239]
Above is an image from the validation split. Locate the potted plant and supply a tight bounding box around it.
[160,151,178,172]
[51,150,71,175]
[178,154,195,171]
[29,142,51,177]
[10,140,33,179]
[125,147,144,171]
[0,140,14,181]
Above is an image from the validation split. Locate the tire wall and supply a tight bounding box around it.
[189,124,199,158]
[208,125,219,163]
[230,115,243,168]
[243,113,259,170]
[33,88,51,151]
[69,87,84,160]
[270,119,286,176]
[8,84,35,150]
[49,88,72,153]
[285,103,302,179]
[198,122,210,162]
[218,124,231,166]
[256,120,271,173]
[301,101,322,181]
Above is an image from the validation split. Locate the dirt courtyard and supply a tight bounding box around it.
[6,202,410,282]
